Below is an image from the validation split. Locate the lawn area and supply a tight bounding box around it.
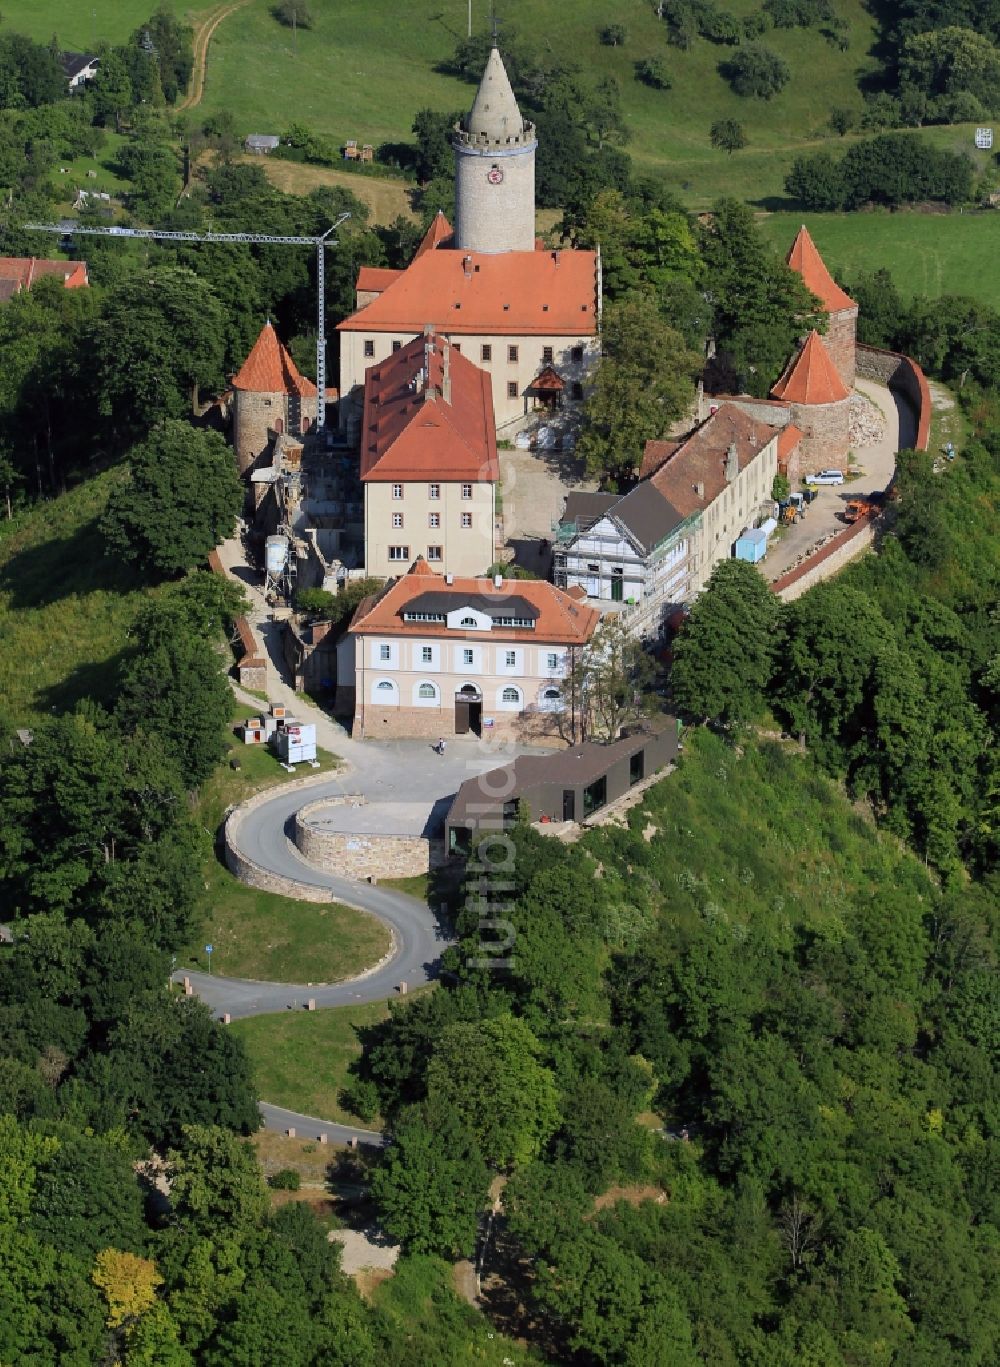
[176,862,390,982]
[0,1,210,47]
[230,996,416,1126]
[760,207,1000,307]
[0,470,157,725]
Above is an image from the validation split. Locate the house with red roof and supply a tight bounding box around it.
[361,328,499,579]
[336,48,600,438]
[0,257,89,301]
[231,320,336,473]
[338,557,599,742]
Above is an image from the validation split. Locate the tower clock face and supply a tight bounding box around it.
[486,166,504,185]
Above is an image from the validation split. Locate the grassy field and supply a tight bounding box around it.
[237,155,418,223]
[230,997,403,1126]
[760,207,1000,307]
[0,471,157,725]
[176,866,390,982]
[0,1,209,47]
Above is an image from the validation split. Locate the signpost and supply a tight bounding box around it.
[975,127,993,150]
[205,944,214,974]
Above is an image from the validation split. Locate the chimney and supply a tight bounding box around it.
[442,341,452,405]
[694,482,705,500]
[725,442,739,483]
[423,322,433,336]
[312,621,330,644]
[462,254,473,278]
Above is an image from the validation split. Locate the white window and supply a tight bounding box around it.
[502,686,520,702]
[421,646,433,664]
[392,483,403,499]
[428,512,440,528]
[377,679,393,689]
[543,686,560,701]
[547,652,558,670]
[379,644,390,661]
[429,483,440,500]
[496,684,522,711]
[463,648,474,666]
[392,512,404,528]
[461,483,472,499]
[388,546,410,561]
[427,545,443,561]
[460,616,477,627]
[371,677,398,703]
[461,513,472,529]
[416,681,438,702]
[505,650,516,667]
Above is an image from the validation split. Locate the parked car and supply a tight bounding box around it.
[804,469,845,486]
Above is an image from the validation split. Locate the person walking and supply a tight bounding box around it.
[436,737,446,756]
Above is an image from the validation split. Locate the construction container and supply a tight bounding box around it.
[735,527,768,564]
[272,721,317,765]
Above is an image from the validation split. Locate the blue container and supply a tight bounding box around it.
[735,528,768,564]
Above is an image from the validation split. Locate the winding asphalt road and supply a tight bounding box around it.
[177,738,531,1146]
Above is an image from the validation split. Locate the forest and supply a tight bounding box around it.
[0,8,996,1363]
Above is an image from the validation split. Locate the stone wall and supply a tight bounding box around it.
[771,518,876,601]
[698,392,792,427]
[295,798,446,878]
[354,703,565,747]
[826,305,858,390]
[856,344,931,451]
[233,389,319,474]
[787,395,852,473]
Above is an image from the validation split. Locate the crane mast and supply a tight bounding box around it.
[23,215,350,429]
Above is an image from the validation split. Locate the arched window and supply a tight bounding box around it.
[502,686,521,704]
[543,687,560,700]
[460,616,477,627]
[418,682,436,699]
[372,678,398,703]
[376,680,394,691]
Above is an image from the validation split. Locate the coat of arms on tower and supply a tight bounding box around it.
[486,166,504,185]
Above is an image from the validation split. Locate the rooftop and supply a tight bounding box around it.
[361,330,498,482]
[457,46,534,148]
[647,404,782,518]
[0,257,89,294]
[786,225,856,314]
[340,246,598,337]
[771,330,851,406]
[232,320,319,396]
[350,558,600,645]
[414,211,454,259]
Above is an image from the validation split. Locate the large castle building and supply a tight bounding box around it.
[336,47,600,438]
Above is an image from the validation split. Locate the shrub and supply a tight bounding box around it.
[268,1168,301,1190]
[829,107,854,136]
[600,24,628,46]
[723,45,790,100]
[635,57,671,90]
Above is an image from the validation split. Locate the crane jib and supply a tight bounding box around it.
[22,214,351,428]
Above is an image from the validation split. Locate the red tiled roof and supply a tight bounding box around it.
[351,558,600,645]
[361,331,498,482]
[786,226,855,313]
[0,257,89,292]
[771,331,850,406]
[232,320,317,396]
[339,247,598,337]
[777,423,804,460]
[357,266,403,294]
[413,211,454,259]
[647,404,781,518]
[528,365,565,392]
[639,439,680,479]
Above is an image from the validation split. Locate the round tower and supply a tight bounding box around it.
[453,46,537,254]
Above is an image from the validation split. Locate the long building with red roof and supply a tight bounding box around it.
[336,48,600,437]
[360,329,499,578]
[0,257,88,301]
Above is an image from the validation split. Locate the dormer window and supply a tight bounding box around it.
[460,616,478,627]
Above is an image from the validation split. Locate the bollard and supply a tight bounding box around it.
[349,1136,358,1150]
[398,981,408,995]
[221,1012,231,1025]
[318,1132,328,1145]
[286,1127,296,1139]
[184,982,193,996]
[183,976,191,990]
[306,998,316,1011]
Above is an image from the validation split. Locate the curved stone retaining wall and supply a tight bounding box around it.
[771,519,877,602]
[224,772,348,903]
[856,344,931,451]
[294,798,446,879]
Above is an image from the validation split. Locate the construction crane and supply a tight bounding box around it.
[23,215,350,429]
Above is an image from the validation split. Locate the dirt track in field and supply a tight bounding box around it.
[178,0,253,112]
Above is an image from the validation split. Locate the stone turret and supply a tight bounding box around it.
[452,46,537,254]
[231,320,320,474]
[786,225,858,390]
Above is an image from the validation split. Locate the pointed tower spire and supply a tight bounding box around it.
[786,225,855,313]
[452,46,538,253]
[771,330,849,406]
[466,46,527,143]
